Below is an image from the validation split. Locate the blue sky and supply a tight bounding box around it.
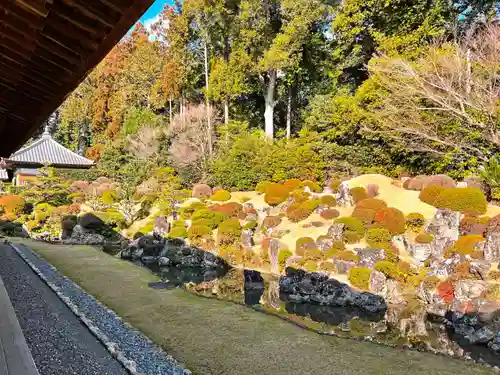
[139,0,172,27]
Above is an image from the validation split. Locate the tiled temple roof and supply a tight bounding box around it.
[8,130,94,168]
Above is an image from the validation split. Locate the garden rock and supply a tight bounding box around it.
[336,182,353,206]
[369,270,387,296]
[158,257,171,266]
[154,215,170,237]
[484,232,500,262]
[317,236,334,252]
[279,267,387,314]
[334,259,357,274]
[192,183,212,198]
[64,224,105,245]
[426,209,460,258]
[241,229,254,247]
[79,213,104,230]
[356,248,385,268]
[327,223,344,241]
[454,280,488,301]
[431,253,461,277]
[469,261,491,280]
[409,243,432,264]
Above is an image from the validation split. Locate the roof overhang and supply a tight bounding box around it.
[0,0,155,156]
[5,160,94,169]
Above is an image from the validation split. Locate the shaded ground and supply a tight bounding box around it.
[0,244,127,375]
[11,239,498,375]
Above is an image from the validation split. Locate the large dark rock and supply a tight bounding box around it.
[159,241,228,269]
[279,267,387,314]
[78,213,105,230]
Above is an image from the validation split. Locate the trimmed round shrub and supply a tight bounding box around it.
[374,207,405,235]
[169,226,188,239]
[173,220,186,228]
[415,233,434,244]
[210,189,231,202]
[283,179,301,191]
[335,216,365,243]
[192,184,212,199]
[286,199,320,223]
[335,251,359,263]
[366,184,379,197]
[320,209,340,220]
[329,179,342,193]
[188,224,212,240]
[436,188,488,215]
[352,198,388,224]
[406,212,425,232]
[348,267,371,290]
[209,202,242,217]
[422,187,488,215]
[304,260,318,272]
[319,262,336,272]
[351,207,377,225]
[320,195,337,207]
[290,189,311,204]
[300,180,322,193]
[300,199,320,211]
[217,218,242,244]
[288,207,313,223]
[278,249,293,268]
[437,280,454,303]
[419,185,445,206]
[485,284,500,300]
[180,202,207,219]
[366,228,392,245]
[191,209,226,229]
[303,248,324,261]
[212,186,224,194]
[423,175,456,189]
[448,234,485,256]
[264,183,290,206]
[261,216,281,230]
[357,198,388,211]
[243,220,258,230]
[256,181,272,193]
[296,237,316,252]
[351,187,368,204]
[0,195,25,217]
[374,261,398,279]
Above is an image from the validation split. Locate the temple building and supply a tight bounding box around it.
[0,127,94,186]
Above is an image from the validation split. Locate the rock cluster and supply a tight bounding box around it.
[279,267,387,314]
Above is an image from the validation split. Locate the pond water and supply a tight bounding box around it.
[135,261,500,368]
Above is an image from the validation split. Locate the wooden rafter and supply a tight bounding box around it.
[0,0,155,156]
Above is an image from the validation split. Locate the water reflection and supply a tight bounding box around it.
[138,262,497,366]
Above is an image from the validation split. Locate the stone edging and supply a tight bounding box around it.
[9,242,191,375]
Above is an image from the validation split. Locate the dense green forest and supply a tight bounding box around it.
[54,0,499,189]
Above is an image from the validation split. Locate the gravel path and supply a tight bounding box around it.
[0,244,127,375]
[7,243,189,375]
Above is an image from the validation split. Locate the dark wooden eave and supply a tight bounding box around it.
[0,0,155,156]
